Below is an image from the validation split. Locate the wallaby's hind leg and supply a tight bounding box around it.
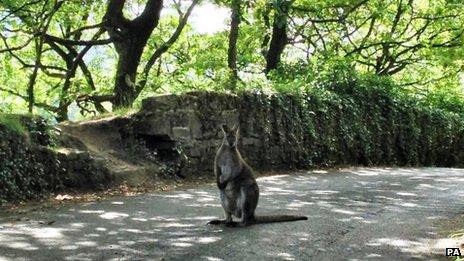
[208,211,234,226]
[239,183,259,226]
[224,210,233,224]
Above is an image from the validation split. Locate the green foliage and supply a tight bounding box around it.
[0,114,63,202]
[1,0,463,121]
[422,88,464,115]
[0,113,56,145]
[0,114,26,135]
[0,114,109,203]
[234,69,464,169]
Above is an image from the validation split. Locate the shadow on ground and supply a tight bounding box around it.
[0,168,463,260]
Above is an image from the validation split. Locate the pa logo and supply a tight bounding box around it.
[445,248,462,256]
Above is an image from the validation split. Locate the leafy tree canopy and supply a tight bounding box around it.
[0,0,463,121]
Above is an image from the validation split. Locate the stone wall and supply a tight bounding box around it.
[130,91,290,175]
[130,90,464,176]
[0,115,109,202]
[2,89,463,201]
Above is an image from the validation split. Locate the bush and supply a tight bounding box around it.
[0,114,26,135]
[0,115,64,203]
[236,71,464,169]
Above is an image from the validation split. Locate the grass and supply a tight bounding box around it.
[0,113,26,134]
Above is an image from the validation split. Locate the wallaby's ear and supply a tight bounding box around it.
[221,124,229,133]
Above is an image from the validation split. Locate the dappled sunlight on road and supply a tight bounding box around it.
[367,236,464,258]
[100,212,130,220]
[0,167,463,260]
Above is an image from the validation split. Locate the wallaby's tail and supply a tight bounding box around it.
[253,215,308,224]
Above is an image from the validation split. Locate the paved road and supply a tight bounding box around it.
[0,168,463,261]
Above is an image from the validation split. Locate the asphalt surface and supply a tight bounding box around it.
[0,168,463,261]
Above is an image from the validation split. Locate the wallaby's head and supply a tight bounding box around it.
[221,124,239,148]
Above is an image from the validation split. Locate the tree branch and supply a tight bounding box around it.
[43,33,113,46]
[133,0,164,28]
[0,35,35,53]
[0,87,58,112]
[139,0,199,92]
[0,0,44,23]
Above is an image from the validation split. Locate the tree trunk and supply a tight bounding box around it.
[265,0,290,74]
[113,36,147,107]
[104,0,163,108]
[27,38,44,113]
[227,0,241,91]
[56,107,68,122]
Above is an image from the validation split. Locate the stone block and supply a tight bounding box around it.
[178,94,200,110]
[169,110,203,139]
[170,110,190,127]
[189,147,202,158]
[172,127,191,140]
[221,109,239,126]
[92,157,107,170]
[188,113,203,139]
[146,117,172,136]
[242,137,261,146]
[141,94,179,111]
[187,141,212,158]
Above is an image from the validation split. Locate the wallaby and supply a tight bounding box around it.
[208,124,308,227]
